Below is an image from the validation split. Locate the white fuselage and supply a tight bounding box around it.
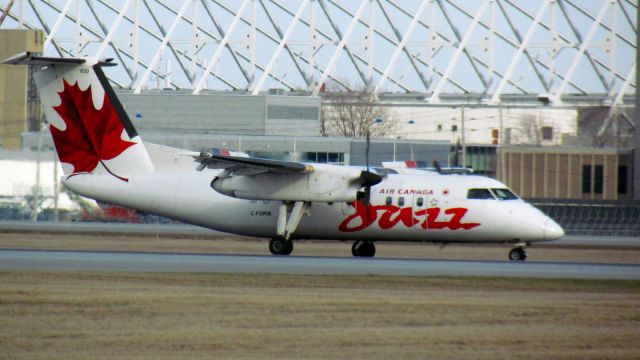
[63,168,564,244]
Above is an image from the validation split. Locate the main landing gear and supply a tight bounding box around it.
[269,237,293,255]
[269,201,309,256]
[508,247,527,261]
[352,240,376,257]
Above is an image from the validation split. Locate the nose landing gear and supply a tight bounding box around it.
[352,240,376,257]
[269,237,293,255]
[508,247,527,261]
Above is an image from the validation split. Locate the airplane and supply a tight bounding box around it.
[4,53,565,261]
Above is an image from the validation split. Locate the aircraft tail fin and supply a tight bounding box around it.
[3,52,154,181]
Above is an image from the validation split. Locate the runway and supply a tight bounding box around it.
[1,249,639,280]
[1,220,639,247]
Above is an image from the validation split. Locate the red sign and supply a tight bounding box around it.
[338,202,480,232]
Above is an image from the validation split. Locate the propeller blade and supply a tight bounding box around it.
[359,170,381,221]
[359,170,383,188]
[433,159,442,174]
[360,129,377,221]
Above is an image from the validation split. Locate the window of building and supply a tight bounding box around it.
[451,125,458,132]
[504,128,512,145]
[618,165,628,194]
[398,197,405,207]
[467,188,495,200]
[541,126,553,141]
[437,124,442,131]
[582,165,592,194]
[267,105,318,120]
[304,152,344,164]
[594,165,603,194]
[327,152,342,163]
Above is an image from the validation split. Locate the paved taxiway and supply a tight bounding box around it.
[1,249,639,280]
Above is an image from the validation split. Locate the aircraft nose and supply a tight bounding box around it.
[543,218,565,240]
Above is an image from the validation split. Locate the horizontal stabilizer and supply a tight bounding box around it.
[2,52,86,66]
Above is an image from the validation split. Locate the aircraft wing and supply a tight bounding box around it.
[194,151,381,203]
[194,152,314,176]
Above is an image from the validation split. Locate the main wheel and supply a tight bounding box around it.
[508,247,527,261]
[269,238,293,255]
[352,241,376,257]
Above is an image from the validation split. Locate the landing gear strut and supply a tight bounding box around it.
[508,247,527,261]
[269,237,293,255]
[352,240,376,257]
[270,201,310,256]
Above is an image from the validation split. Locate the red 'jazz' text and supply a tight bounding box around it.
[338,202,481,232]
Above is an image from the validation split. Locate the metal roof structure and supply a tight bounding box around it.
[1,0,638,201]
[0,0,635,107]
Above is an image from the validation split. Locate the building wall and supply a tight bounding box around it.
[0,30,44,150]
[380,105,577,146]
[118,92,267,135]
[349,140,450,167]
[498,147,633,201]
[117,92,321,137]
[265,96,320,136]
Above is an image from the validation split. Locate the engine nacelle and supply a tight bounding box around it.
[211,164,367,202]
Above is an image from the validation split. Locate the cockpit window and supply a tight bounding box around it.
[467,188,495,200]
[491,188,519,200]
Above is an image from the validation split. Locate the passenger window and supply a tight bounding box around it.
[467,188,495,200]
[398,197,405,207]
[491,188,519,200]
[416,197,424,207]
[385,196,393,206]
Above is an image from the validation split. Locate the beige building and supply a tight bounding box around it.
[498,147,633,201]
[0,29,44,150]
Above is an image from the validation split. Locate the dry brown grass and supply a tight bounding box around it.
[0,232,639,264]
[1,271,639,359]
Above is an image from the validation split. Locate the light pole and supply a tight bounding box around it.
[407,119,415,161]
[461,106,466,168]
[373,117,390,162]
[31,120,43,222]
[371,117,382,165]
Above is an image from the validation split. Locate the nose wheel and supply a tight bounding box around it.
[508,247,527,261]
[352,241,376,257]
[269,237,293,255]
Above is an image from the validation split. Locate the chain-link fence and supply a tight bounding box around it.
[534,200,640,237]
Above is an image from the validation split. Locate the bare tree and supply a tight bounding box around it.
[518,113,542,145]
[320,80,392,138]
[578,106,635,148]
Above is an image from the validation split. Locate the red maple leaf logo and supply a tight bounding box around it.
[51,80,135,181]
